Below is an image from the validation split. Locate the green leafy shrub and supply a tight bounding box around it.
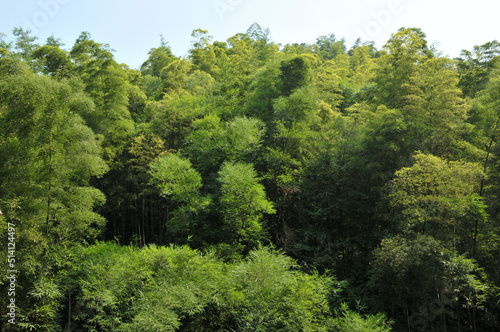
[58,243,392,331]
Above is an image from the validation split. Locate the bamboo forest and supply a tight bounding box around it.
[1,24,500,331]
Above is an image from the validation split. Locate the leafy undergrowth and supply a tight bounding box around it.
[59,242,392,332]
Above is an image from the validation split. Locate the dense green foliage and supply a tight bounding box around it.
[1,25,500,331]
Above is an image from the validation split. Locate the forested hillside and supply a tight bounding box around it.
[1,24,500,331]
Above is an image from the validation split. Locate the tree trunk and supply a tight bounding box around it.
[68,292,71,331]
[142,194,146,246]
[46,140,53,235]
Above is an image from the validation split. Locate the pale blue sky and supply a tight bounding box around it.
[1,0,498,69]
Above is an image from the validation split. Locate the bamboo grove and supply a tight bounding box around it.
[1,24,500,331]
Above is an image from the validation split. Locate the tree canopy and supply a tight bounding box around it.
[1,25,499,331]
